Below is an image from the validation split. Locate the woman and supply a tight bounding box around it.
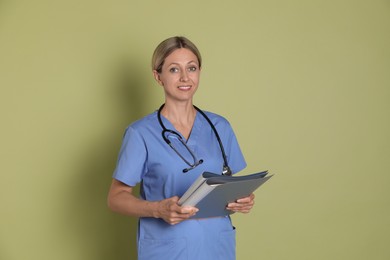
[108,36,255,260]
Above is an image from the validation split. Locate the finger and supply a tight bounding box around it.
[227,201,254,208]
[179,207,199,214]
[170,196,180,202]
[166,211,196,225]
[236,197,251,203]
[226,202,254,212]
[173,208,198,218]
[226,205,253,213]
[227,204,253,211]
[167,218,182,225]
[236,193,255,203]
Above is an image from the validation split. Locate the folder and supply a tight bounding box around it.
[178,170,273,218]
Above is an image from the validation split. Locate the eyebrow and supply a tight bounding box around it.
[168,60,198,66]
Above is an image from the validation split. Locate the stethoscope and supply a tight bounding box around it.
[157,104,232,175]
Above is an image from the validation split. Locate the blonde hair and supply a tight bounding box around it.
[152,36,202,73]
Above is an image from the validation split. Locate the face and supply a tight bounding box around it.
[153,48,201,103]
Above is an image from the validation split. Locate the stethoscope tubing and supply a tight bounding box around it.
[157,104,231,175]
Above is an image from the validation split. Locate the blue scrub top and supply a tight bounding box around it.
[113,109,246,260]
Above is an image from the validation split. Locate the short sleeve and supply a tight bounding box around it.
[112,126,147,186]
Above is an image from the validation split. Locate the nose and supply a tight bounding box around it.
[180,70,189,82]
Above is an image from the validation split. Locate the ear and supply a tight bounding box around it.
[153,70,164,86]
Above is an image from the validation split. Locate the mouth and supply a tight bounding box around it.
[178,85,192,90]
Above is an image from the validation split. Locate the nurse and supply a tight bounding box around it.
[107,36,256,260]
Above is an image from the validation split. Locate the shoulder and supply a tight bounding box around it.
[200,109,232,128]
[202,110,230,125]
[122,111,159,138]
[126,111,158,130]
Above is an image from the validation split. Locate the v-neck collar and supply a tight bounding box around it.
[158,111,203,144]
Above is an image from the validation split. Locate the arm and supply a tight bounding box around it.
[107,179,198,225]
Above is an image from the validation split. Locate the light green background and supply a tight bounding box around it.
[1,1,389,259]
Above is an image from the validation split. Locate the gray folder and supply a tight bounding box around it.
[180,171,273,219]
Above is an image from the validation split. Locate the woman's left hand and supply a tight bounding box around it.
[226,193,255,214]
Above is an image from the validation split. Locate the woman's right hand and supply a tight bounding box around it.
[156,196,198,225]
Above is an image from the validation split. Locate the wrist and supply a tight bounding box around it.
[150,201,161,219]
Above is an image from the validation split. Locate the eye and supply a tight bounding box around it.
[169,67,179,73]
[188,66,197,72]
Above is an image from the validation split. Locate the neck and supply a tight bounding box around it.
[161,102,196,125]
[160,102,197,140]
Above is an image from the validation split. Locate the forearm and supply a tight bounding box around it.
[108,190,159,218]
[107,179,160,218]
[107,179,198,224]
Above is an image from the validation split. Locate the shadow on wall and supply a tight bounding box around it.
[63,57,149,259]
